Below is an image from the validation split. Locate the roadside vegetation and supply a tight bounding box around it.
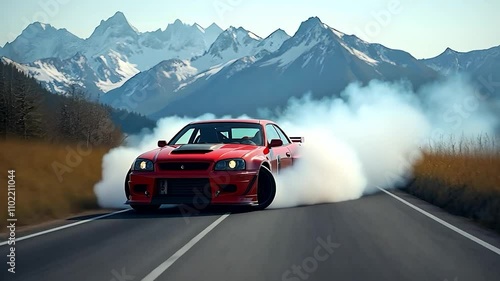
[0,139,111,229]
[0,61,153,230]
[407,135,500,232]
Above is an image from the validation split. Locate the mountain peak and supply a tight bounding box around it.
[443,47,458,55]
[207,23,222,31]
[296,16,328,35]
[222,26,261,40]
[29,22,51,30]
[11,22,70,42]
[166,19,188,30]
[90,11,137,39]
[269,28,289,38]
[23,22,57,35]
[112,11,126,19]
[303,17,324,27]
[102,11,130,26]
[165,19,190,32]
[225,26,237,32]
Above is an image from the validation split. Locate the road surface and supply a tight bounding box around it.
[2,189,500,281]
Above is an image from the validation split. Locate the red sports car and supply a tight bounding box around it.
[125,119,303,212]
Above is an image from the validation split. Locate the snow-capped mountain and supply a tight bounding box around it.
[421,45,500,98]
[1,53,113,96]
[105,17,437,118]
[102,59,198,113]
[5,13,498,119]
[103,26,291,110]
[84,12,223,72]
[191,26,263,72]
[0,22,84,63]
[82,12,223,92]
[0,11,223,94]
[421,46,500,75]
[257,29,291,54]
[204,23,225,48]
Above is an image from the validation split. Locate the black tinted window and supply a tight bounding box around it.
[169,122,264,146]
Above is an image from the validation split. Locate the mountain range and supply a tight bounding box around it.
[1,12,499,118]
[0,12,223,95]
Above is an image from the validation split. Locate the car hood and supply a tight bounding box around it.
[140,144,262,162]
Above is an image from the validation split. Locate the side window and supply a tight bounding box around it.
[265,124,281,144]
[273,125,291,145]
[232,128,259,139]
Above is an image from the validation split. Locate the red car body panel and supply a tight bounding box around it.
[126,119,301,206]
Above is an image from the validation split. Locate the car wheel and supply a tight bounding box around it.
[124,169,131,200]
[254,166,276,210]
[131,204,160,213]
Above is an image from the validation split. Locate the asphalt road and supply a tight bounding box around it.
[2,190,500,281]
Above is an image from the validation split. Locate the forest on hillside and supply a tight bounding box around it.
[0,62,155,146]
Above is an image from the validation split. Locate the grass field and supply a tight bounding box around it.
[407,135,500,232]
[0,139,112,229]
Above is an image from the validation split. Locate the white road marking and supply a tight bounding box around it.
[0,209,130,246]
[378,187,500,256]
[142,213,231,281]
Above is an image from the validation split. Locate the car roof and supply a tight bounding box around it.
[189,119,275,125]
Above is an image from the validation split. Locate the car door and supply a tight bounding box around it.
[265,124,293,174]
[273,124,299,164]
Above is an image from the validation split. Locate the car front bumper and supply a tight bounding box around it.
[126,169,259,206]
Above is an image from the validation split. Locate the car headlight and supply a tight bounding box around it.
[132,158,154,171]
[214,159,246,171]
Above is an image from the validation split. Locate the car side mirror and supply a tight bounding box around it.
[268,139,283,148]
[158,140,167,148]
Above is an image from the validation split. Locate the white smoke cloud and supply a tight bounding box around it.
[94,114,217,208]
[420,75,498,142]
[270,81,430,208]
[94,76,498,209]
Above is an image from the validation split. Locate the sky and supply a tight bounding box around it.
[1,0,499,59]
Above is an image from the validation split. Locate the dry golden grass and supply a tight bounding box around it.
[408,135,500,232]
[0,139,112,229]
[414,153,500,193]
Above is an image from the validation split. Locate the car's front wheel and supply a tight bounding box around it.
[124,169,131,200]
[254,166,276,210]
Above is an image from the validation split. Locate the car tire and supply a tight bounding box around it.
[254,166,276,210]
[124,169,131,200]
[131,204,160,213]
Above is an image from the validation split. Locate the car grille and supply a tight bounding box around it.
[156,178,211,198]
[157,162,211,171]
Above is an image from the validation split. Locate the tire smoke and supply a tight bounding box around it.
[94,77,498,209]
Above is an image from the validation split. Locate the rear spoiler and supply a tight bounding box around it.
[290,137,304,143]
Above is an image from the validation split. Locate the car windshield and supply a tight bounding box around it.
[169,122,264,146]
